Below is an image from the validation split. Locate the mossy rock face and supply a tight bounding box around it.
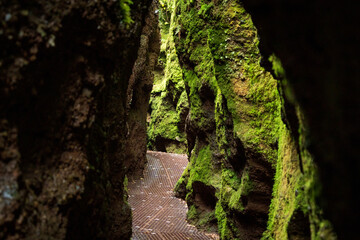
[164,0,280,238]
[147,5,188,154]
[262,60,336,240]
[160,0,336,239]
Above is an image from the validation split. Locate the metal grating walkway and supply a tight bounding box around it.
[128,151,219,240]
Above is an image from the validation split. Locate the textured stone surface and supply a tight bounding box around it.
[163,0,279,238]
[124,0,160,178]
[159,0,337,239]
[0,0,156,239]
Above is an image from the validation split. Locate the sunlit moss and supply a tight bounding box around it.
[147,0,188,153]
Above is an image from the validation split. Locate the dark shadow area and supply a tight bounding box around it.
[192,181,217,211]
[287,210,311,240]
[242,1,360,238]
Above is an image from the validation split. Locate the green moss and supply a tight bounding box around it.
[176,90,189,112]
[187,204,197,220]
[205,0,281,163]
[165,143,187,154]
[228,170,252,212]
[171,0,282,238]
[215,202,235,240]
[174,163,189,193]
[152,70,166,93]
[183,69,214,130]
[175,141,221,231]
[147,0,188,153]
[186,145,220,190]
[119,0,134,27]
[269,54,285,79]
[161,1,335,239]
[187,204,218,232]
[148,102,181,140]
[262,59,336,239]
[262,124,300,240]
[198,3,214,17]
[262,111,336,240]
[297,109,337,240]
[268,54,296,104]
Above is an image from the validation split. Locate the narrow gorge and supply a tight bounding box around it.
[0,0,358,239]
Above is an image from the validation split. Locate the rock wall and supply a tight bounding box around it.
[0,0,157,239]
[147,12,188,154]
[162,0,279,238]
[159,0,336,239]
[241,0,359,239]
[124,2,160,177]
[1,0,356,239]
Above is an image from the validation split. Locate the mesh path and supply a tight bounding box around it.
[128,151,219,240]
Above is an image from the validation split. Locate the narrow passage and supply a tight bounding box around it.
[128,151,219,240]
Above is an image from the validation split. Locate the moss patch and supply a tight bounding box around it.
[262,57,336,240]
[159,0,335,239]
[147,2,188,153]
[168,0,281,238]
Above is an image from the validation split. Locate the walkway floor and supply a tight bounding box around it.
[128,151,219,240]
